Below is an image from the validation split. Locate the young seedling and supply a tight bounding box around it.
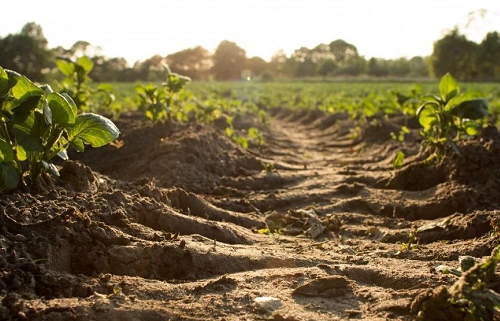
[417,73,488,160]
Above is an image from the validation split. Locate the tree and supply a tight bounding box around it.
[212,40,246,80]
[431,29,478,80]
[329,40,358,64]
[166,46,212,80]
[0,22,53,81]
[368,58,389,77]
[477,32,500,80]
[387,58,410,77]
[408,56,429,77]
[318,59,337,77]
[133,54,166,81]
[246,56,267,77]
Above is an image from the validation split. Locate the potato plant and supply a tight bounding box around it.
[417,73,488,160]
[135,65,191,122]
[0,66,120,190]
[56,56,115,111]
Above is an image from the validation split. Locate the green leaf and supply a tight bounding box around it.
[11,95,41,119]
[97,83,114,93]
[43,99,52,125]
[11,76,43,101]
[417,103,439,130]
[56,58,75,76]
[71,137,85,152]
[67,113,120,148]
[60,93,78,115]
[0,66,10,98]
[0,162,20,189]
[5,70,21,90]
[451,99,488,120]
[393,151,405,169]
[16,145,27,161]
[47,93,76,125]
[463,120,479,136]
[439,73,459,102]
[0,138,14,162]
[77,56,94,73]
[445,92,481,111]
[12,111,45,152]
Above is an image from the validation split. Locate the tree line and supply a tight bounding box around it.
[1,22,499,82]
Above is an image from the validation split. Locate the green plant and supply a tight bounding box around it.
[416,246,500,321]
[392,150,405,169]
[0,66,119,190]
[135,64,191,123]
[417,73,488,160]
[56,56,115,112]
[401,229,417,251]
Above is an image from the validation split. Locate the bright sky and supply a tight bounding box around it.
[1,0,499,64]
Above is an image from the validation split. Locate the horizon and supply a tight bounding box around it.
[1,0,499,65]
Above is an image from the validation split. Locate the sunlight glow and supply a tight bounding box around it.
[1,0,499,64]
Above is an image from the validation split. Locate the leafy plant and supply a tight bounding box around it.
[417,73,488,160]
[135,64,191,123]
[56,56,115,111]
[0,66,119,190]
[416,246,500,321]
[401,229,417,251]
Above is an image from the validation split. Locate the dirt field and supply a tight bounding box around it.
[1,109,499,320]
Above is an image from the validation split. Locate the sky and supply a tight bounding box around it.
[1,0,499,65]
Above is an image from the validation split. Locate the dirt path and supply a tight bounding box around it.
[1,110,499,320]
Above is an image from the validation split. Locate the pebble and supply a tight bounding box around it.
[253,296,282,313]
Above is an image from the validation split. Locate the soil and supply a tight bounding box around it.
[1,109,499,320]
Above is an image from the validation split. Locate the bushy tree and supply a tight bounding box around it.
[212,40,246,80]
[431,29,478,80]
[0,22,53,81]
[166,46,212,80]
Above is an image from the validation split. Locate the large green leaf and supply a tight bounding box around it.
[47,93,76,125]
[11,95,42,119]
[0,162,20,189]
[60,93,78,115]
[0,138,14,162]
[56,58,75,76]
[451,99,488,120]
[445,92,481,111]
[68,113,120,148]
[77,56,94,73]
[416,102,439,130]
[439,73,459,103]
[12,76,43,101]
[11,110,45,152]
[5,70,21,89]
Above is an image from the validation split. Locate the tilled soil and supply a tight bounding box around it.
[1,109,499,320]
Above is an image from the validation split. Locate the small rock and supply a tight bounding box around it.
[459,256,476,272]
[253,296,282,313]
[306,224,326,239]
